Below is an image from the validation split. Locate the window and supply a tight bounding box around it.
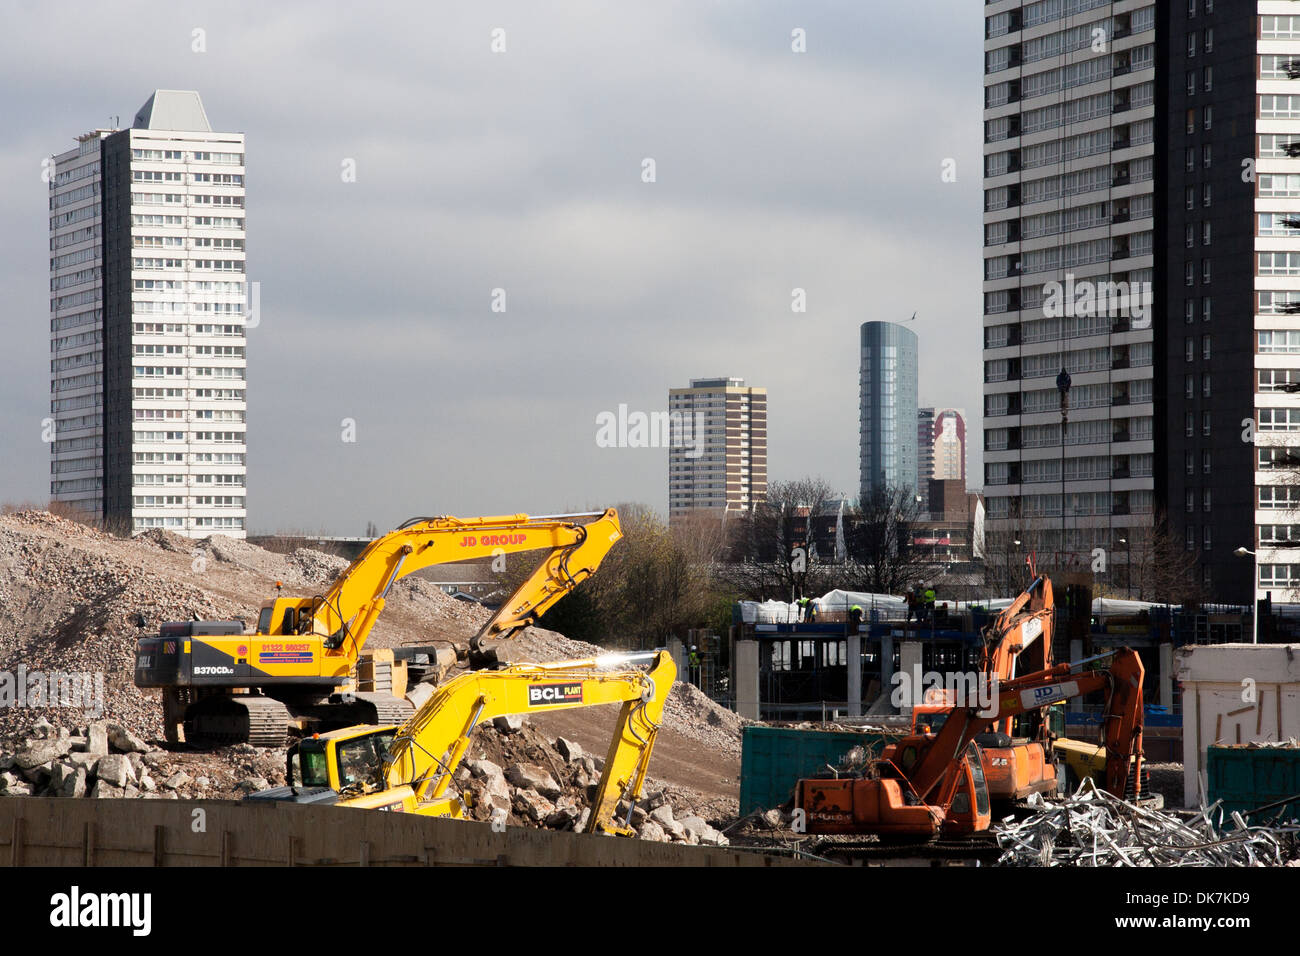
[1185,411,1195,437]
[1203,489,1212,513]
[1186,109,1196,135]
[1185,147,1196,173]
[1203,260,1211,284]
[1204,527,1212,551]
[1204,66,1212,91]
[1185,373,1195,398]
[1203,297,1212,322]
[1203,106,1212,131]
[1186,261,1195,286]
[1185,337,1195,362]
[1204,28,1213,53]
[1185,185,1195,210]
[1260,330,1300,353]
[1186,489,1196,513]
[1188,32,1197,57]
[1185,299,1195,324]
[1203,144,1212,168]
[1202,372,1211,397]
[1188,0,1196,16]
[1202,409,1211,436]
[1261,486,1300,509]
[1203,450,1211,474]
[1186,223,1195,248]
[1203,183,1212,207]
[1261,565,1300,588]
[1186,71,1196,96]
[1203,222,1211,245]
[1185,451,1195,476]
[1202,334,1211,360]
[1186,527,1196,551]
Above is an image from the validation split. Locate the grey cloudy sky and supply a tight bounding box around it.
[0,1,984,535]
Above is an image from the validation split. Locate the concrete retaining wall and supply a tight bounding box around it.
[0,797,811,867]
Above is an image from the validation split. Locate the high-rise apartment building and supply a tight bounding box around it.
[982,3,1158,589]
[933,408,968,483]
[50,90,247,538]
[983,4,1300,604]
[860,321,919,503]
[917,407,936,515]
[667,377,767,520]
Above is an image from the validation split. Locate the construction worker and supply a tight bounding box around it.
[849,604,863,630]
[905,588,919,623]
[923,586,936,621]
[807,599,819,624]
[797,596,811,622]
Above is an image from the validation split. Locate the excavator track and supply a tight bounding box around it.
[184,695,292,748]
[352,692,416,726]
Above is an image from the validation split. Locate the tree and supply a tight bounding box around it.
[841,486,931,594]
[717,476,838,601]
[518,504,725,650]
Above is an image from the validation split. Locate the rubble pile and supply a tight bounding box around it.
[453,719,730,844]
[995,781,1300,867]
[663,681,745,758]
[0,716,286,801]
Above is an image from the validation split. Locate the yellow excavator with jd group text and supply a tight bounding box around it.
[134,510,623,747]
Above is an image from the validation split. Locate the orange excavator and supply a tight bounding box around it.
[796,645,1145,837]
[907,574,1059,809]
[973,574,1058,805]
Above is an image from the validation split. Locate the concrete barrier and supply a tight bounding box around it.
[0,797,815,867]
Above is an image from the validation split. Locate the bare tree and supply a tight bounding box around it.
[717,476,838,601]
[840,486,931,594]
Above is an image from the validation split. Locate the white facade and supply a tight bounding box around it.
[1253,6,1300,601]
[49,91,247,538]
[982,2,1156,568]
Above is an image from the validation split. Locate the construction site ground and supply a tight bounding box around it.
[0,510,742,827]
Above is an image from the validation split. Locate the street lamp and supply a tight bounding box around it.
[1057,367,1072,569]
[1236,541,1300,644]
[1118,536,1130,599]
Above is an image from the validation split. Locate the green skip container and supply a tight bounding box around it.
[739,725,902,816]
[1206,744,1300,823]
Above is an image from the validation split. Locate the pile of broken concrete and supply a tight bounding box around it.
[453,719,729,845]
[0,715,181,800]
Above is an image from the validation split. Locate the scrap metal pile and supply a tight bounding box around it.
[995,781,1300,867]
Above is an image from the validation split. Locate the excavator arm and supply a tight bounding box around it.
[280,509,622,664]
[913,647,1145,808]
[266,651,676,836]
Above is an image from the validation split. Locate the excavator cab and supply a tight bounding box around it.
[942,743,992,834]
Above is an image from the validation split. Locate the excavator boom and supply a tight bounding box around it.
[135,508,624,746]
[251,650,676,835]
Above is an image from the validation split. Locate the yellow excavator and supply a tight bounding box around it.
[134,510,623,746]
[247,650,675,835]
